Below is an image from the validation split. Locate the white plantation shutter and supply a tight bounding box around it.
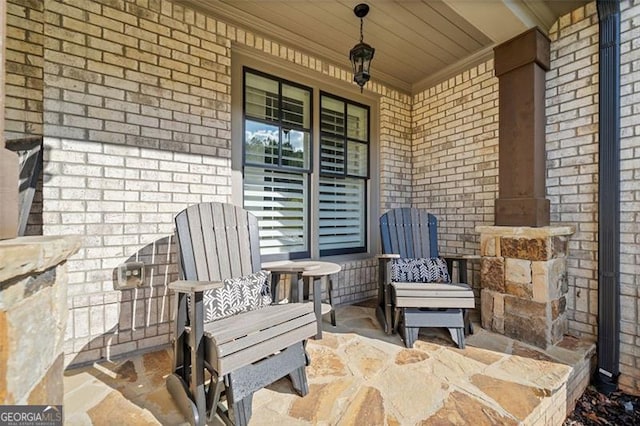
[319,177,365,253]
[320,135,345,174]
[243,166,308,256]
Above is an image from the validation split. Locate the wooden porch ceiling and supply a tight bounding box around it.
[179,0,589,93]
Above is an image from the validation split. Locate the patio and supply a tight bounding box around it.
[64,302,595,425]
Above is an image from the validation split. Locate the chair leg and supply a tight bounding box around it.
[189,292,207,426]
[303,340,311,366]
[226,371,254,426]
[231,394,254,426]
[463,309,474,335]
[329,278,336,326]
[404,326,418,348]
[456,328,465,349]
[289,366,309,396]
[398,310,418,348]
[393,307,402,333]
[206,376,225,424]
[386,285,394,334]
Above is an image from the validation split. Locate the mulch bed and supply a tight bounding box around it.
[564,385,640,425]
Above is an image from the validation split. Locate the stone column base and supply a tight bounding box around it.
[0,236,81,404]
[476,225,575,349]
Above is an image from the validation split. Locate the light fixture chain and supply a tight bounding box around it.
[350,3,374,92]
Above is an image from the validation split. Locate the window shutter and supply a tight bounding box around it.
[319,177,366,254]
[243,166,308,256]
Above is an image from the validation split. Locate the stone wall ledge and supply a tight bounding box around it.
[475,225,576,238]
[0,236,81,283]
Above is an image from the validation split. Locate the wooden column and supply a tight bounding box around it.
[494,28,550,227]
[0,1,19,240]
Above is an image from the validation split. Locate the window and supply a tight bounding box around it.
[242,68,370,260]
[318,93,369,256]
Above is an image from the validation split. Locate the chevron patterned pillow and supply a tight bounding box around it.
[391,257,451,283]
[203,270,272,323]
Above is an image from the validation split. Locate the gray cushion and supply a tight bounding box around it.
[203,270,272,322]
[391,257,450,283]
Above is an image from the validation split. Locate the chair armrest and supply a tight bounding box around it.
[169,280,224,293]
[376,254,400,259]
[440,255,479,284]
[441,254,481,261]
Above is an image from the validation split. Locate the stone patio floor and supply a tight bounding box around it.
[63,300,595,425]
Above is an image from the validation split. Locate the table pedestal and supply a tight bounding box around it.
[263,260,341,339]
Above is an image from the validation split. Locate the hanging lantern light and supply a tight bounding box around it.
[349,3,375,92]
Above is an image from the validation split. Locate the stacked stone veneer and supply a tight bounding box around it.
[478,226,575,349]
[0,236,80,404]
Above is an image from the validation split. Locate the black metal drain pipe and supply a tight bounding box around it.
[595,0,621,395]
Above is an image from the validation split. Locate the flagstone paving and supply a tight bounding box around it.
[64,301,595,425]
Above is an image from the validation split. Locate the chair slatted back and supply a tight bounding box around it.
[380,207,438,258]
[175,202,261,281]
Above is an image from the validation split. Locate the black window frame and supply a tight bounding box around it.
[241,68,371,259]
[318,91,371,257]
[243,67,314,174]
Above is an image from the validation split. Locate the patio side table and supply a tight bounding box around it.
[262,260,342,339]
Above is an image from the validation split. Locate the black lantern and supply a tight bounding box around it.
[349,3,375,92]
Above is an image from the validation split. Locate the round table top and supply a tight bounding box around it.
[262,260,341,276]
[296,261,342,277]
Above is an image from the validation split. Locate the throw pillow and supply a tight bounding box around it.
[391,257,451,283]
[203,270,272,322]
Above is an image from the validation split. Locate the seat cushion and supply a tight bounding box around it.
[203,270,272,322]
[391,257,450,283]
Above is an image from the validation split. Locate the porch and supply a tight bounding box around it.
[64,303,595,425]
[1,0,639,422]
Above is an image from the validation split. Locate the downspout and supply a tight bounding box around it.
[595,0,621,395]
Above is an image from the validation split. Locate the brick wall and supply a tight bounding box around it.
[412,61,499,255]
[42,0,234,365]
[619,0,640,394]
[37,0,410,365]
[546,3,599,342]
[44,0,232,156]
[380,97,413,209]
[540,1,640,394]
[4,0,44,140]
[411,60,499,292]
[5,0,44,236]
[44,138,227,365]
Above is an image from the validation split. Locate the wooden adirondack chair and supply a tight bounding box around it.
[167,202,317,426]
[377,208,475,349]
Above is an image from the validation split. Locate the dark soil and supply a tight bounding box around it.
[564,385,640,425]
